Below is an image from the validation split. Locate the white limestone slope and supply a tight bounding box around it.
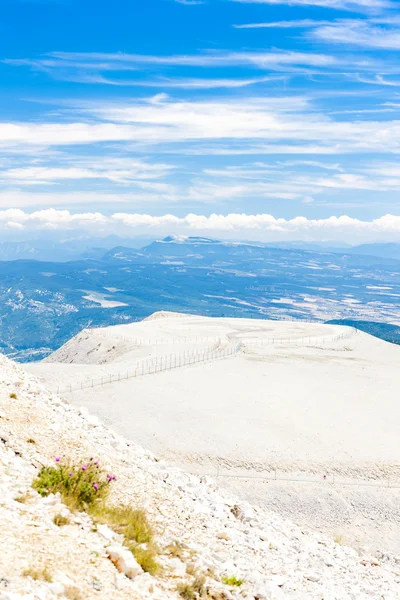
[1,351,400,599]
[26,312,400,558]
[28,313,398,474]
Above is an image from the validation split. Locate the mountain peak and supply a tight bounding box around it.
[161,235,218,244]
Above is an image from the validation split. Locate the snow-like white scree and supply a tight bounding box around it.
[0,352,399,600]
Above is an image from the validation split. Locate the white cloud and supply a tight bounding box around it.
[234,20,333,29]
[0,190,180,208]
[312,21,400,49]
[9,49,339,71]
[230,0,393,12]
[2,92,400,157]
[76,96,400,154]
[0,159,175,185]
[174,0,205,4]
[0,209,399,243]
[2,160,400,209]
[93,75,286,89]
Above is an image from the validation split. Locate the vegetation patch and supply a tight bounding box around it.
[53,513,70,527]
[32,458,159,576]
[90,504,153,543]
[33,457,114,511]
[130,544,159,576]
[177,582,197,600]
[222,575,244,587]
[15,492,31,504]
[23,566,52,582]
[90,503,159,575]
[9,392,17,399]
[165,540,186,559]
[177,576,206,599]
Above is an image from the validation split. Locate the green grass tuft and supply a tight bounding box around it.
[222,575,244,587]
[130,544,159,576]
[89,504,153,544]
[90,503,158,575]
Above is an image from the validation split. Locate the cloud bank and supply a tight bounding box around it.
[1,209,399,243]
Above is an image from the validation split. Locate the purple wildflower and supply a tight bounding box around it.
[82,465,87,471]
[69,472,73,477]
[94,461,99,466]
[93,483,99,490]
[55,457,60,462]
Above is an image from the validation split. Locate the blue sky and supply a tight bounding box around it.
[0,0,400,242]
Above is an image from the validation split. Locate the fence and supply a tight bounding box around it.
[84,329,222,346]
[57,341,243,395]
[189,467,399,489]
[240,327,356,349]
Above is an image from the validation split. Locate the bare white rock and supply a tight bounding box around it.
[106,545,144,579]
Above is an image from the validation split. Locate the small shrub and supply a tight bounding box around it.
[53,513,70,527]
[9,392,17,399]
[177,583,197,600]
[130,544,159,576]
[23,566,52,582]
[26,438,36,444]
[193,577,206,596]
[32,458,114,511]
[222,575,244,587]
[166,540,185,559]
[177,576,206,599]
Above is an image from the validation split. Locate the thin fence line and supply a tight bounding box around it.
[240,327,356,348]
[189,470,399,489]
[57,341,243,395]
[80,326,356,348]
[83,330,222,346]
[57,327,357,395]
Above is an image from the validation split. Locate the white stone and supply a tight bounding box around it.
[106,544,143,579]
[254,582,285,600]
[97,523,119,543]
[48,583,65,595]
[168,557,187,577]
[87,414,101,428]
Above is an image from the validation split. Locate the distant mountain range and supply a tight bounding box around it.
[0,235,399,361]
[0,235,156,262]
[1,235,399,263]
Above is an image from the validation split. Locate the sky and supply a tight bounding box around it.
[1,0,400,243]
